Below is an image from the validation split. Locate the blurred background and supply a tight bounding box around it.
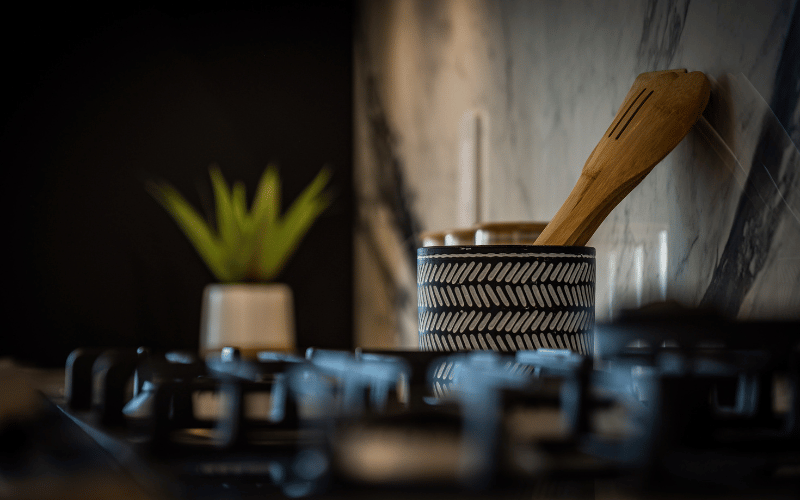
[3,0,798,367]
[3,3,354,366]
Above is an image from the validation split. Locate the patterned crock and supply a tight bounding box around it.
[417,245,595,354]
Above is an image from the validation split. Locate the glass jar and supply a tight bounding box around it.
[473,222,548,245]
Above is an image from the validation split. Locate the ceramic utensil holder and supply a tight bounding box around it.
[418,245,595,354]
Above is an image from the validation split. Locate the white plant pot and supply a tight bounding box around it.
[199,283,295,356]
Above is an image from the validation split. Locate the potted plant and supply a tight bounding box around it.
[147,164,330,356]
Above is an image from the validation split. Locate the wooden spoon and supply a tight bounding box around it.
[533,69,711,246]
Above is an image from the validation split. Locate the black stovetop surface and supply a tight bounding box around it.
[3,306,799,499]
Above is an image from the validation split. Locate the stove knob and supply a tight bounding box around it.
[221,347,241,362]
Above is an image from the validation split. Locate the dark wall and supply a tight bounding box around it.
[3,4,354,366]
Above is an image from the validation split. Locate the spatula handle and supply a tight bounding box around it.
[534,70,710,246]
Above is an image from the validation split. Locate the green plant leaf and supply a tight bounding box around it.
[231,181,249,231]
[209,165,239,263]
[147,163,331,283]
[252,164,280,229]
[255,167,331,281]
[145,180,230,281]
[230,180,252,278]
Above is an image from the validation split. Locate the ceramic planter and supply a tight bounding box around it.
[199,283,295,357]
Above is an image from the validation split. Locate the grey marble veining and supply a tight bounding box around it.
[355,0,800,348]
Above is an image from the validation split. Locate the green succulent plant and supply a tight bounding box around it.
[147,164,331,282]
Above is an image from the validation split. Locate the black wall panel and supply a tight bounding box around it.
[3,3,354,365]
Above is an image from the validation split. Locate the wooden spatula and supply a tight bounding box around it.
[533,69,711,246]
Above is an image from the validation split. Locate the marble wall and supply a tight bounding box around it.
[354,0,800,348]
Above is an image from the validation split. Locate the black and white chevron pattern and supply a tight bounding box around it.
[428,357,538,398]
[417,247,595,354]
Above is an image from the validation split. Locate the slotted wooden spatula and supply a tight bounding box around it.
[533,69,711,246]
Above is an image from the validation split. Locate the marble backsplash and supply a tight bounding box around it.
[354,0,800,348]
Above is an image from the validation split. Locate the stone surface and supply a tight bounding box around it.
[355,0,800,347]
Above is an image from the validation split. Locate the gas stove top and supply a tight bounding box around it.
[4,305,799,499]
